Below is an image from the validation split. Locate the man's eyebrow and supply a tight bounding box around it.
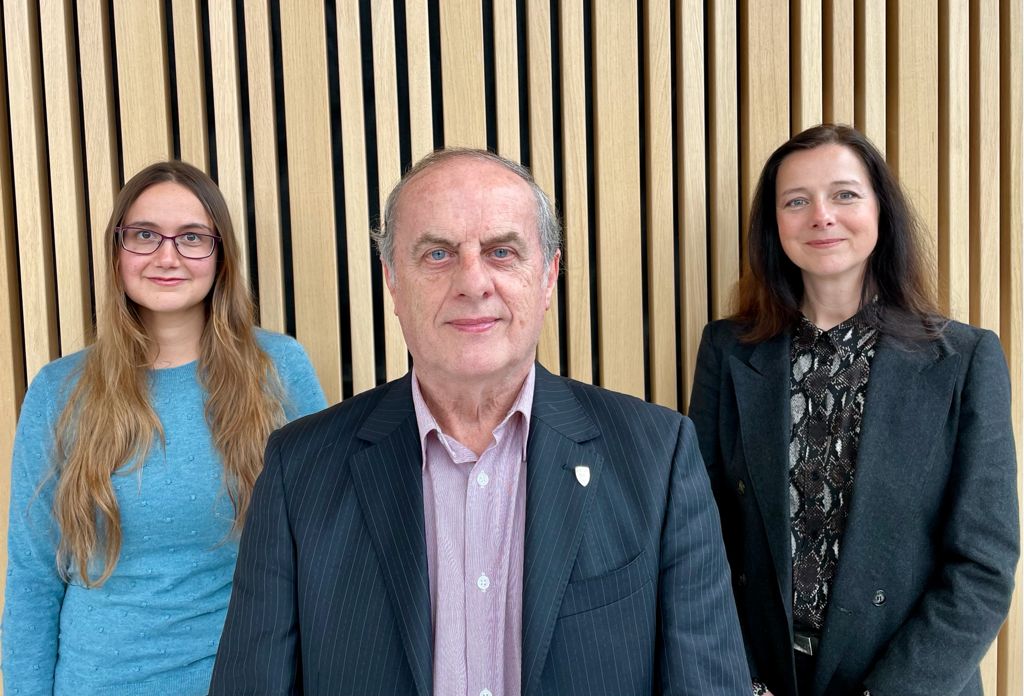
[409,230,527,256]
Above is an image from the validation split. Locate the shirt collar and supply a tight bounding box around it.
[793,305,878,353]
[411,364,536,467]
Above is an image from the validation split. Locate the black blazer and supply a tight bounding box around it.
[210,364,751,695]
[688,319,1018,696]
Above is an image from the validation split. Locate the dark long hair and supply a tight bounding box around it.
[733,123,945,344]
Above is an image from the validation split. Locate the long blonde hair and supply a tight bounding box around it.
[53,161,285,587]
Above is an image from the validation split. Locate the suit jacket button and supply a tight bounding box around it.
[737,573,747,587]
[872,589,886,606]
[737,479,746,495]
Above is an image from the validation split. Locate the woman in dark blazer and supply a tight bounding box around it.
[689,123,1018,696]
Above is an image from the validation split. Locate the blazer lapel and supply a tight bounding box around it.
[731,333,795,615]
[521,366,602,696]
[349,376,433,696]
[814,339,960,693]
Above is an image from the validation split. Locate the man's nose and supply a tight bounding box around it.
[453,254,494,297]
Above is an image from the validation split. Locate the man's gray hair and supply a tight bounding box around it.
[372,148,562,272]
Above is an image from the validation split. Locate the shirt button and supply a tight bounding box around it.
[480,690,493,696]
[872,589,886,606]
[476,471,490,487]
[477,573,490,592]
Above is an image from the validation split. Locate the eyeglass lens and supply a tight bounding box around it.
[119,228,217,259]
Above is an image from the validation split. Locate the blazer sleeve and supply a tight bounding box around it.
[656,416,751,695]
[863,330,1020,695]
[210,433,302,695]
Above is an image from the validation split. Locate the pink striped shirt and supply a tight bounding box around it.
[413,367,533,696]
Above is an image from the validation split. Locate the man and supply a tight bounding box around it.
[210,149,750,695]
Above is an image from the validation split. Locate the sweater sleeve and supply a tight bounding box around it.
[273,336,328,420]
[3,366,69,695]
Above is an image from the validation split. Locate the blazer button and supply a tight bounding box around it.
[736,573,747,587]
[737,479,746,495]
[872,589,886,606]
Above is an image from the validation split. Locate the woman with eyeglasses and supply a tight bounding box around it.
[2,161,327,694]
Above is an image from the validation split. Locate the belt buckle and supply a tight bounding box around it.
[793,632,818,656]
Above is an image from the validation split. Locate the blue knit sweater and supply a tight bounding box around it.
[2,330,327,695]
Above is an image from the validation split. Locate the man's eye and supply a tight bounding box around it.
[428,249,449,261]
[492,247,511,259]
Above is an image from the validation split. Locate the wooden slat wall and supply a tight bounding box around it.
[0,2,1020,693]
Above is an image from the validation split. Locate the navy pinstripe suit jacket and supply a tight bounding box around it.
[210,365,750,695]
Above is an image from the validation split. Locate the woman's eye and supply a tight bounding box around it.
[428,249,448,261]
[784,198,808,209]
[836,191,857,201]
[137,229,155,240]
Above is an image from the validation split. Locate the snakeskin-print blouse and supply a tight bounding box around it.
[789,313,878,633]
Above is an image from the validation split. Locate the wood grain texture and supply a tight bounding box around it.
[439,0,485,147]
[280,1,342,402]
[526,0,560,374]
[405,0,434,161]
[938,0,970,322]
[558,0,592,383]
[677,0,706,412]
[41,0,91,354]
[170,0,208,170]
[824,0,854,124]
[113,0,172,175]
[493,0,520,158]
[643,0,676,409]
[337,1,377,394]
[969,0,1000,334]
[242,0,285,332]
[5,0,57,381]
[76,0,118,318]
[370,0,409,380]
[855,0,886,150]
[593,1,643,397]
[792,0,822,132]
[708,0,739,319]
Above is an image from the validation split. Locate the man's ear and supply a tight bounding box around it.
[383,260,398,310]
[543,249,561,309]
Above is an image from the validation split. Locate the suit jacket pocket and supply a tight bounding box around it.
[558,549,654,619]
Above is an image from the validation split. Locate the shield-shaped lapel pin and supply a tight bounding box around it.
[574,464,591,487]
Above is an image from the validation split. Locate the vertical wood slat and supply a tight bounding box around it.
[41,0,91,354]
[493,0,519,158]
[855,0,886,150]
[77,0,118,316]
[170,0,208,170]
[208,1,249,280]
[113,0,172,176]
[740,1,789,260]
[280,1,342,402]
[0,2,28,621]
[708,0,739,320]
[677,0,707,412]
[242,0,285,332]
[439,0,485,147]
[526,0,560,374]
[824,0,855,124]
[337,1,377,395]
[370,0,409,381]
[792,0,822,132]
[997,3,1022,695]
[888,2,938,272]
[405,0,433,162]
[938,0,970,322]
[559,0,592,383]
[593,2,643,397]
[969,0,1000,335]
[5,0,58,381]
[644,0,675,409]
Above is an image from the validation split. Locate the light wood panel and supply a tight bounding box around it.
[526,0,560,373]
[76,0,118,314]
[855,0,886,150]
[676,0,707,411]
[793,0,823,132]
[41,0,91,354]
[593,2,643,398]
[279,1,342,402]
[113,0,172,175]
[824,0,855,124]
[171,0,208,170]
[493,0,520,158]
[439,0,485,147]
[243,0,285,332]
[370,0,409,380]
[208,1,249,280]
[559,0,592,383]
[405,0,434,161]
[337,1,377,394]
[5,0,57,381]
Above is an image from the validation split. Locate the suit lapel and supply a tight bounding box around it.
[521,366,602,696]
[814,339,960,693]
[731,333,795,615]
[349,376,433,696]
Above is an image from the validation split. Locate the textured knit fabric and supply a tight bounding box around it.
[2,329,327,696]
[788,315,877,632]
[414,366,532,696]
